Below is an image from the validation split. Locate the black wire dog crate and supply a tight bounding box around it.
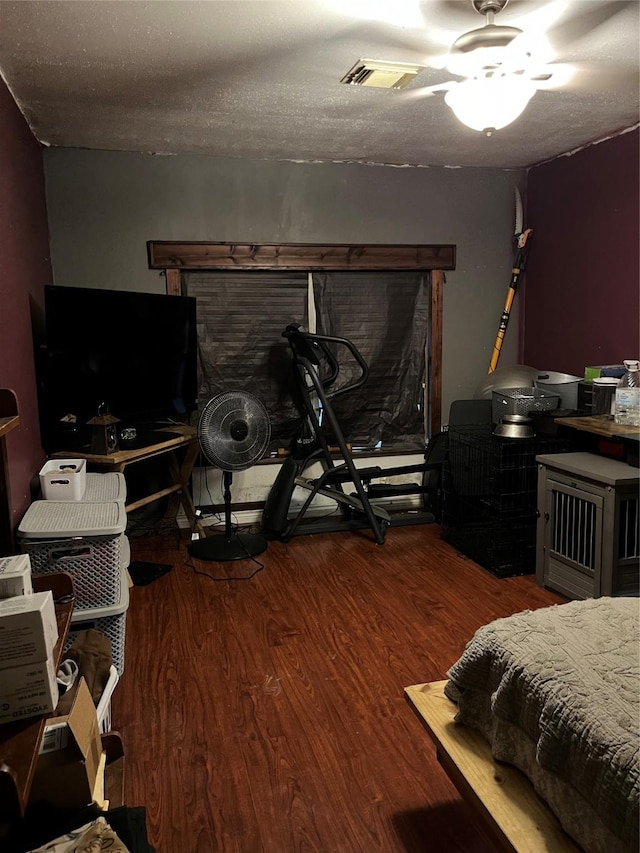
[442,425,571,577]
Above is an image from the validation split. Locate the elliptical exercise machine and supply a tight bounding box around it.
[262,325,443,544]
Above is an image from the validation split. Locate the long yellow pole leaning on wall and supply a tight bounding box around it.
[488,228,533,374]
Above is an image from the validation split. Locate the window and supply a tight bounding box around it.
[184,269,431,452]
[313,271,430,449]
[149,240,453,442]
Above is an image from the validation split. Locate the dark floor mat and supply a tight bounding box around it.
[128,561,173,586]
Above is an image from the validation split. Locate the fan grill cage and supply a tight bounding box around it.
[198,391,271,471]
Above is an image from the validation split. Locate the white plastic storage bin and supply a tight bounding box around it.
[18,501,126,609]
[39,459,87,501]
[65,569,129,675]
[96,665,119,733]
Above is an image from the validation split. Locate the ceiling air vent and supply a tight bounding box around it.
[340,59,425,89]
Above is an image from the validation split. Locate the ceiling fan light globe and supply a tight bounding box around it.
[444,75,536,132]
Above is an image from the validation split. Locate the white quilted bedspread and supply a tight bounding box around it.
[446,597,639,852]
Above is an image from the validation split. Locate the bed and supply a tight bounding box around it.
[405,597,639,853]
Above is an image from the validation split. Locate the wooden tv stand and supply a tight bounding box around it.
[52,425,204,535]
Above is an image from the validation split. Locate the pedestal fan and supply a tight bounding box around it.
[188,391,271,561]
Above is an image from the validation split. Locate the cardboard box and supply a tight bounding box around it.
[0,590,58,670]
[0,656,59,723]
[30,678,104,809]
[0,554,33,598]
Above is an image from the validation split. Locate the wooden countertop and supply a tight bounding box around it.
[554,415,640,441]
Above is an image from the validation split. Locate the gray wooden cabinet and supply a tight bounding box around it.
[536,452,639,599]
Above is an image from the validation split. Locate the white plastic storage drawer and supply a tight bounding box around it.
[19,501,127,609]
[65,570,130,675]
[39,459,87,501]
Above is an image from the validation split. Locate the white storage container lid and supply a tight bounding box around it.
[534,371,582,385]
[83,473,126,503]
[18,500,126,538]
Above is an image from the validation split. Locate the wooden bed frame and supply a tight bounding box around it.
[404,681,583,853]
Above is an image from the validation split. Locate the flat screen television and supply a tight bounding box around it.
[40,285,198,451]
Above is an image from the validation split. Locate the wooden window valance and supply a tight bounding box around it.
[147,241,455,272]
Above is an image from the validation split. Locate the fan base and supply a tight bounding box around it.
[188,532,268,562]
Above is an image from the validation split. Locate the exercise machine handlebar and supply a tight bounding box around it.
[283,325,369,398]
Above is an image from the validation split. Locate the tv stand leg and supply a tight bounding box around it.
[165,441,205,537]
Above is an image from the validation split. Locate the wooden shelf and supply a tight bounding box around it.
[0,388,20,554]
[0,389,19,423]
[0,572,75,823]
[0,415,19,440]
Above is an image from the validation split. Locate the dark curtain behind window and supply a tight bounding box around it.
[184,271,308,443]
[313,271,430,449]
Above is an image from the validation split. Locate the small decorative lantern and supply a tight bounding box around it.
[87,403,120,455]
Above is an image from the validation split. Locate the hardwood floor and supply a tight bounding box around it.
[113,524,564,853]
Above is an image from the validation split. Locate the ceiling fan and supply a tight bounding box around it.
[436,0,550,133]
[343,0,574,135]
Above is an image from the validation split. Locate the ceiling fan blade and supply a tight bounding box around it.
[324,0,428,30]
[505,0,573,40]
[528,62,574,90]
[543,0,638,54]
[398,80,458,101]
[538,60,640,94]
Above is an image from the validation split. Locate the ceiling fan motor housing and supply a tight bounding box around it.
[473,0,509,14]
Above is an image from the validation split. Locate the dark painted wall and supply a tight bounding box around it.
[523,129,639,374]
[0,77,51,537]
[44,148,524,419]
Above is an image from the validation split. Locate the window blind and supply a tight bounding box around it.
[313,271,430,449]
[183,271,308,442]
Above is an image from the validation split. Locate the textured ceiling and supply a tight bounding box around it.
[0,0,638,169]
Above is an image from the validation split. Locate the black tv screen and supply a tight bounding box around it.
[40,285,198,449]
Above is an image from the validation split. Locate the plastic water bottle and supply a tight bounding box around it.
[614,360,640,426]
